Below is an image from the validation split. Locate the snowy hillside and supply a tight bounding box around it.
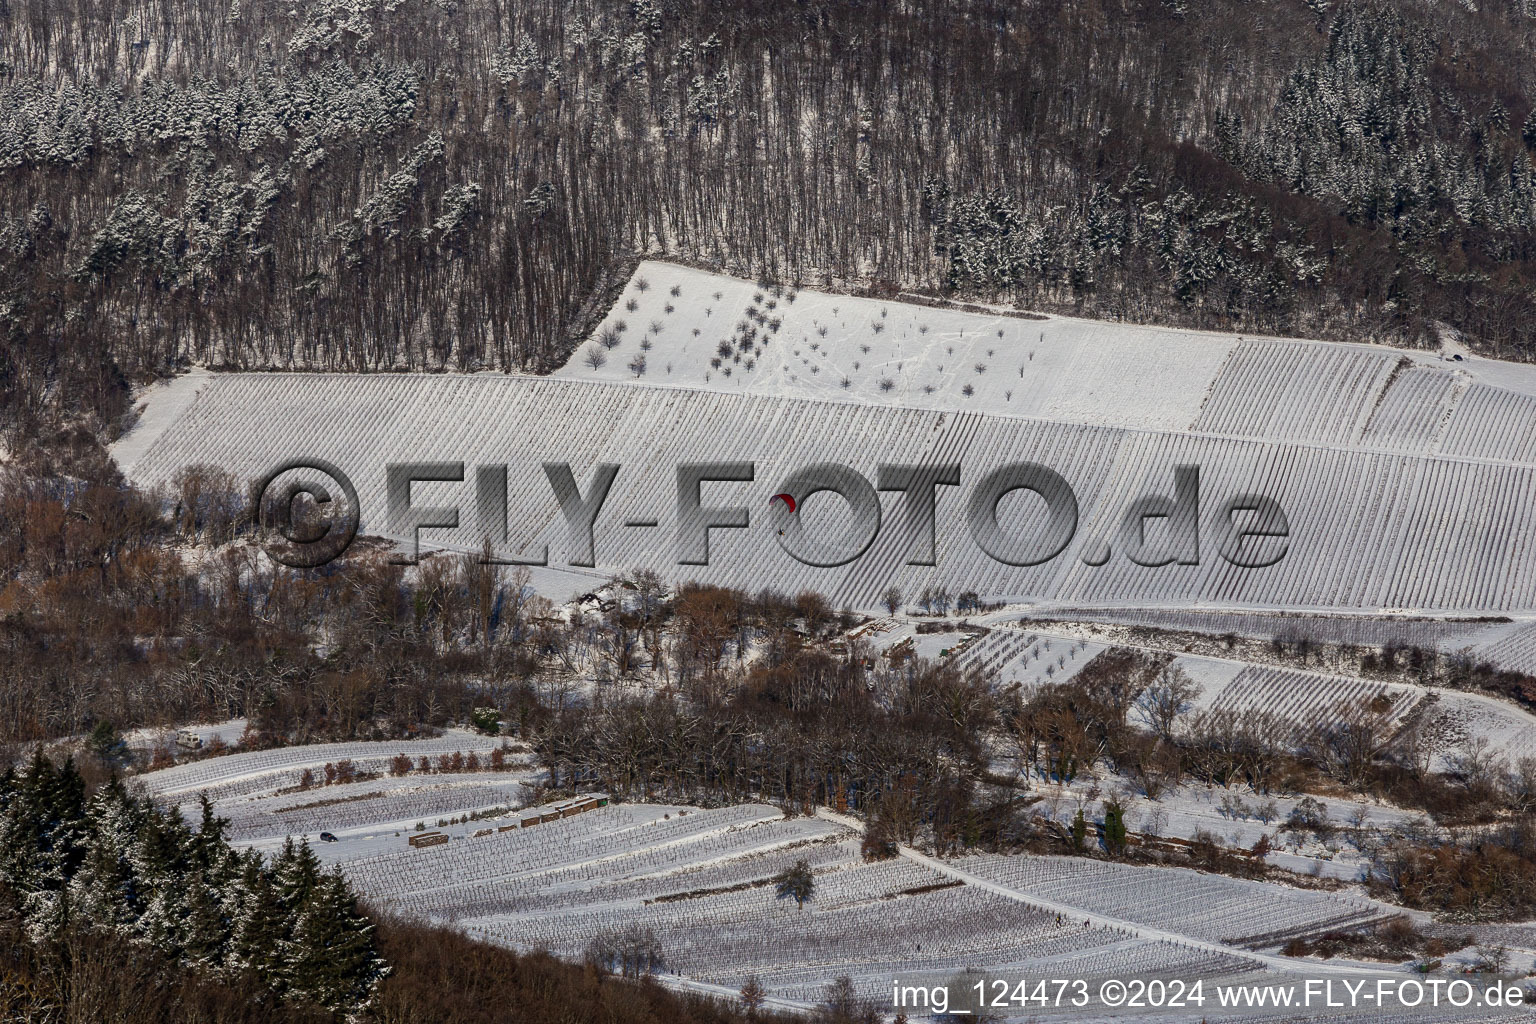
[156,748,1424,1015]
[556,262,1536,461]
[118,369,1536,613]
[555,262,1237,433]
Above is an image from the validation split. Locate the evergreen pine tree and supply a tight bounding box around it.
[191,795,240,888]
[272,837,322,911]
[1,754,387,1014]
[283,870,387,1014]
[183,870,232,969]
[229,855,290,986]
[65,781,145,935]
[130,806,193,951]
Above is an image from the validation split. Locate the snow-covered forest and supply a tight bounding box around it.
[6,0,1536,429]
[0,755,386,1017]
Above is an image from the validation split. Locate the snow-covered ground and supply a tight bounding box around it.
[559,261,1536,460]
[557,262,1240,433]
[124,716,249,754]
[859,618,1106,690]
[977,614,1536,771]
[135,729,511,799]
[111,366,214,475]
[111,258,1536,617]
[125,721,1494,1017]
[133,732,538,862]
[102,261,1536,1016]
[110,369,1536,613]
[220,771,1437,1020]
[229,766,1509,1020]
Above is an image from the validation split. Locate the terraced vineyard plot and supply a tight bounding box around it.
[347,804,786,902]
[561,262,1235,432]
[1359,365,1463,453]
[124,373,1536,612]
[444,833,861,921]
[1192,342,1399,445]
[951,628,1106,689]
[298,787,1281,1007]
[558,261,1517,468]
[466,860,1197,1004]
[1205,666,1422,730]
[956,854,1394,948]
[1441,383,1536,464]
[382,818,852,921]
[138,735,514,799]
[219,777,530,842]
[1469,619,1536,674]
[1169,661,1536,772]
[1037,607,1508,652]
[1430,694,1536,766]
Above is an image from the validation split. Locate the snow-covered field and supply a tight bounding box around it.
[137,730,515,800]
[114,259,1536,615]
[562,261,1536,461]
[1025,606,1514,654]
[112,370,1536,613]
[133,733,539,863]
[866,618,1536,778]
[945,626,1107,689]
[1175,655,1536,772]
[558,262,1238,433]
[127,726,1528,1020]
[953,852,1390,948]
[188,768,1426,1018]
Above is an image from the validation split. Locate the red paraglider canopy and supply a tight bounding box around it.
[769,492,797,514]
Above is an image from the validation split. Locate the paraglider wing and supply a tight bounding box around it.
[769,492,797,514]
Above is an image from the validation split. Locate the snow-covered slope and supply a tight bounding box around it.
[114,260,1536,613]
[112,366,214,475]
[556,262,1238,433]
[119,371,1536,613]
[557,261,1536,461]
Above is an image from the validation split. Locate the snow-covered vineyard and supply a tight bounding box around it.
[129,738,1495,1017]
[948,628,1107,690]
[134,740,1431,1017]
[869,619,1536,775]
[567,262,1536,485]
[952,854,1390,948]
[107,261,1536,1020]
[117,261,1536,616]
[1030,607,1511,652]
[141,733,514,800]
[121,378,1536,614]
[562,262,1536,462]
